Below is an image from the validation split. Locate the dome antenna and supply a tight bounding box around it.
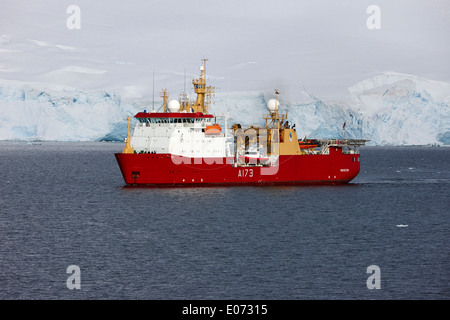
[264,89,287,129]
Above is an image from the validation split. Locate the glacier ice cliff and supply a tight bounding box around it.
[0,72,449,145]
[0,81,140,141]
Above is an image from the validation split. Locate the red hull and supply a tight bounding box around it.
[115,147,361,187]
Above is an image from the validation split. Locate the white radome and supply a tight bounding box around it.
[266,99,279,113]
[167,99,180,112]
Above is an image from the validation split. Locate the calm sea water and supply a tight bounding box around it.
[0,141,448,300]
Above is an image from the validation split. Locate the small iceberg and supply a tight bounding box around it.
[26,141,41,145]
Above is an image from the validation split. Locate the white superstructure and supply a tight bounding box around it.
[131,113,231,158]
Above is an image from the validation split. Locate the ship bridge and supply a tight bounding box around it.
[134,112,214,124]
[129,110,228,158]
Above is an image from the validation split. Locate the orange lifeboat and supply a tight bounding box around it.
[205,123,222,135]
[298,139,318,149]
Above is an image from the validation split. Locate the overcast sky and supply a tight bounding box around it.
[1,0,449,101]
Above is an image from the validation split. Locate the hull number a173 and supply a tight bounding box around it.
[238,168,253,177]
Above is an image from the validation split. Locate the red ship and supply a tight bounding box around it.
[115,60,367,186]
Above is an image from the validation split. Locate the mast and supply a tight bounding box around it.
[188,58,215,114]
[262,90,288,156]
[264,89,287,130]
[160,89,168,112]
[152,69,155,111]
[153,59,215,114]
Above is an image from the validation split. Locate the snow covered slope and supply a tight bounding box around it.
[0,72,448,145]
[342,73,450,145]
